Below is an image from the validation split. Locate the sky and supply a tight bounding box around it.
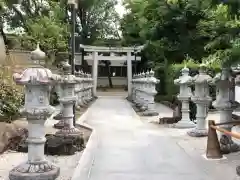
[115,0,126,18]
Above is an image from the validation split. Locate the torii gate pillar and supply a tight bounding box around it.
[127,51,132,98]
[92,51,98,97]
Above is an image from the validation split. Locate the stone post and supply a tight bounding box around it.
[188,64,212,137]
[55,59,81,136]
[143,70,159,116]
[211,68,240,153]
[173,66,195,128]
[9,45,60,180]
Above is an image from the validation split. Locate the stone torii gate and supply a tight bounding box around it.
[79,45,144,98]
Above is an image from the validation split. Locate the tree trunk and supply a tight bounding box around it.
[106,63,113,88]
[0,26,8,54]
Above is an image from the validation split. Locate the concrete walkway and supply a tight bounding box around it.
[72,97,212,180]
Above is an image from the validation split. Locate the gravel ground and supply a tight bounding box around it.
[0,150,83,180]
[0,105,92,180]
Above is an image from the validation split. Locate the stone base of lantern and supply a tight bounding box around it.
[53,112,63,120]
[55,127,83,137]
[82,99,88,106]
[126,96,131,101]
[139,105,147,112]
[77,100,86,108]
[75,102,81,110]
[9,161,60,180]
[53,120,65,129]
[236,165,240,176]
[187,128,208,137]
[135,102,143,108]
[80,104,88,109]
[86,98,91,103]
[143,110,159,116]
[173,120,195,129]
[219,135,240,154]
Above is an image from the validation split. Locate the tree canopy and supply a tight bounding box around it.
[1,0,120,52]
[120,0,240,69]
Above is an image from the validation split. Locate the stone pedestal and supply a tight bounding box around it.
[188,102,209,136]
[188,64,212,137]
[9,45,60,180]
[174,97,195,128]
[55,60,81,137]
[173,66,195,129]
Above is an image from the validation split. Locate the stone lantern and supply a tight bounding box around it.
[211,67,240,153]
[75,70,84,109]
[139,72,148,111]
[131,74,137,102]
[173,66,195,128]
[188,64,212,137]
[86,73,92,102]
[74,70,81,110]
[9,44,60,180]
[134,73,140,105]
[82,73,88,106]
[143,70,159,116]
[55,59,81,137]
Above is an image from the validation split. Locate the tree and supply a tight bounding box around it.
[121,0,212,65]
[75,0,120,70]
[100,60,113,88]
[2,0,120,49]
[197,4,240,67]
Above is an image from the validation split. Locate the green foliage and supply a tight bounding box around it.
[21,15,68,52]
[121,0,240,70]
[0,81,24,121]
[2,0,120,52]
[0,64,24,122]
[198,4,240,67]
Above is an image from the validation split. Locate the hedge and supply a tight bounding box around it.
[155,61,221,120]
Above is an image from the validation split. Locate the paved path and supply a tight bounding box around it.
[72,96,214,180]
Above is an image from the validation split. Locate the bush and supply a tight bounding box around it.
[155,59,220,120]
[0,81,24,122]
[0,56,24,122]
